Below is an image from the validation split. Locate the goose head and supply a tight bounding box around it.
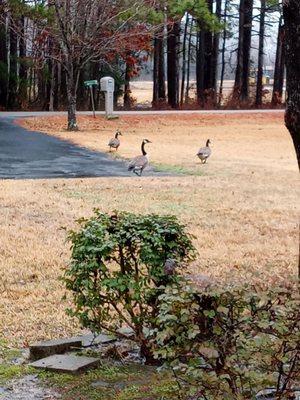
[206,139,211,147]
[143,139,152,144]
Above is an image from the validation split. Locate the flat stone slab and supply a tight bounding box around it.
[117,327,135,339]
[29,354,101,374]
[30,338,82,360]
[256,388,300,400]
[74,333,116,347]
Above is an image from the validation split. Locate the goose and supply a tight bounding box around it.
[197,139,211,163]
[128,139,151,176]
[108,130,122,151]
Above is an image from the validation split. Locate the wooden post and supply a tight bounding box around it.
[90,85,95,118]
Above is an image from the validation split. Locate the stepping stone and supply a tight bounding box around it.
[74,333,116,347]
[117,327,135,339]
[256,388,300,400]
[91,380,112,389]
[29,354,101,374]
[30,338,82,360]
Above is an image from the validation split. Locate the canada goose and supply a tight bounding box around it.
[197,139,211,163]
[108,130,122,151]
[128,139,152,176]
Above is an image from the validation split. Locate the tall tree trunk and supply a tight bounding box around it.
[185,18,194,103]
[272,17,285,106]
[255,0,266,107]
[211,0,222,105]
[49,61,56,111]
[124,60,131,109]
[37,65,48,110]
[283,1,300,168]
[18,15,27,107]
[7,18,18,109]
[0,1,8,108]
[219,0,229,106]
[241,0,253,101]
[283,0,300,279]
[196,27,205,106]
[66,66,79,131]
[167,20,180,109]
[152,27,166,107]
[203,0,213,95]
[180,14,189,107]
[234,0,254,103]
[196,0,215,106]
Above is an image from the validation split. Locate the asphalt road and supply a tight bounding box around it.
[0,118,137,179]
[1,109,285,117]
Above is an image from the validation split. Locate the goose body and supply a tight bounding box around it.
[108,130,122,151]
[128,139,151,176]
[197,139,211,163]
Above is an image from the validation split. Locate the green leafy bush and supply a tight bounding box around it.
[64,210,196,364]
[151,282,300,399]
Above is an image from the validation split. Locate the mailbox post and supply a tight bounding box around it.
[100,77,115,118]
[84,80,98,118]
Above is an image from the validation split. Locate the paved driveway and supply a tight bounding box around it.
[0,118,138,179]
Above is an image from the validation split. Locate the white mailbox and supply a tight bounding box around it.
[100,77,115,92]
[100,77,115,118]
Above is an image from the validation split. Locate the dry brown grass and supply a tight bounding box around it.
[1,113,298,347]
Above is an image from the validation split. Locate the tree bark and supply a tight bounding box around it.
[180,14,189,108]
[272,17,285,106]
[211,0,222,104]
[7,18,18,109]
[66,66,79,131]
[0,1,8,108]
[283,0,300,279]
[234,0,254,103]
[196,26,205,106]
[241,0,253,101]
[49,61,56,112]
[152,27,166,107]
[124,60,131,109]
[283,1,300,168]
[219,0,229,106]
[167,20,180,109]
[18,15,27,107]
[185,18,193,103]
[255,0,266,107]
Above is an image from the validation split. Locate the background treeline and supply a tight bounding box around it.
[0,0,284,116]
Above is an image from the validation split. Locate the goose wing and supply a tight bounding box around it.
[108,138,119,147]
[197,146,211,157]
[128,155,148,171]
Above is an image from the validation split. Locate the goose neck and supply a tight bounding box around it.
[141,141,147,156]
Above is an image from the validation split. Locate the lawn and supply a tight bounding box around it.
[0,112,299,348]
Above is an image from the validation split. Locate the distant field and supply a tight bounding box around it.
[127,80,281,105]
[1,112,298,347]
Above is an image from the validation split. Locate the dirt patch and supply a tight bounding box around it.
[0,374,60,399]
